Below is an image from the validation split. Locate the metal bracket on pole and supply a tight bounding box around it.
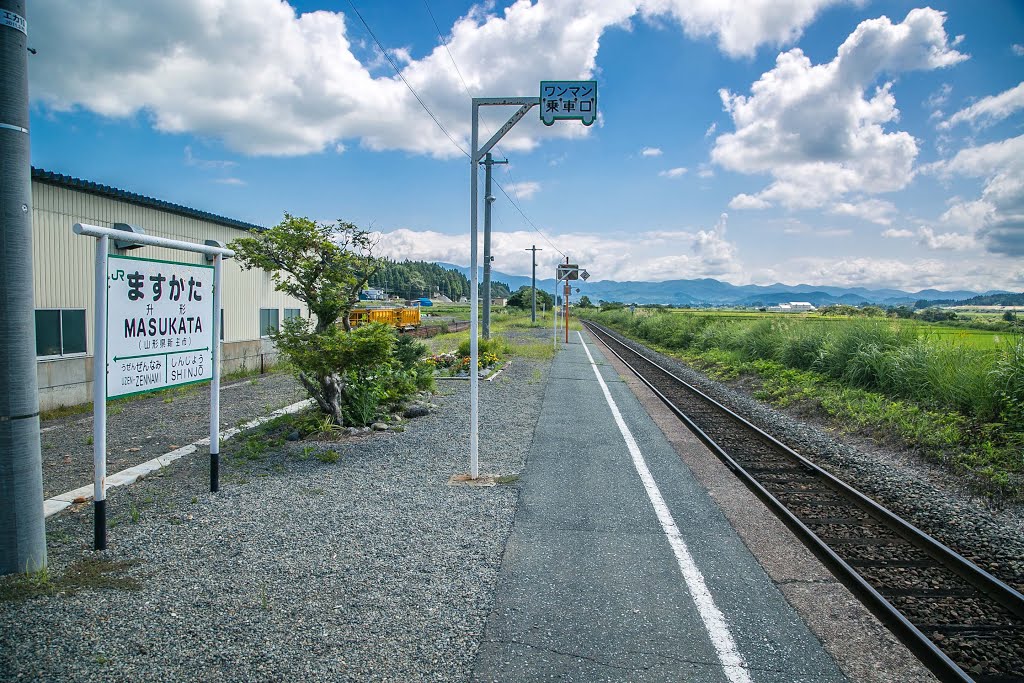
[478,102,536,160]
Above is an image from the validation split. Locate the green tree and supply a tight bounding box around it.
[507,285,553,310]
[577,295,594,308]
[231,215,386,423]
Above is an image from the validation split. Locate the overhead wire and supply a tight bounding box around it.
[344,1,569,261]
[346,0,470,158]
[419,0,568,259]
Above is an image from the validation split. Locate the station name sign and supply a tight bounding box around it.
[106,254,214,398]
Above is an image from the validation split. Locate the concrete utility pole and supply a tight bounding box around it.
[525,245,542,322]
[0,0,46,575]
[481,153,506,340]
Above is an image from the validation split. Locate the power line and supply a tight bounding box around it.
[346,0,469,158]
[350,0,568,261]
[493,178,566,257]
[419,0,568,259]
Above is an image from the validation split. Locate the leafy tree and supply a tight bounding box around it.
[577,295,594,309]
[231,215,387,423]
[1003,310,1017,322]
[507,285,553,310]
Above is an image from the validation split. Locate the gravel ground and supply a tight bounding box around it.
[3,351,547,682]
[596,325,1024,595]
[39,372,306,499]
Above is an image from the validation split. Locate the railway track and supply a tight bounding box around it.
[583,321,1024,683]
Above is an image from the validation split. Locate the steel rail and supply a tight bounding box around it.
[583,321,1024,683]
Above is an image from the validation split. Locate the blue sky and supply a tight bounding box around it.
[29,1,1024,292]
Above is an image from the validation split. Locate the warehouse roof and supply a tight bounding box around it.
[32,167,265,232]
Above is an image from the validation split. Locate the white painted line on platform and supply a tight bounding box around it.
[43,398,313,518]
[578,331,752,683]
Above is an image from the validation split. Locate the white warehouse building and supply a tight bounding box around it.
[31,168,305,410]
[766,301,817,313]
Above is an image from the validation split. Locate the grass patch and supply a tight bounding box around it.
[588,309,1024,499]
[0,557,140,602]
[316,449,341,464]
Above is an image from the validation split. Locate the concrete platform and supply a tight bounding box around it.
[473,331,936,682]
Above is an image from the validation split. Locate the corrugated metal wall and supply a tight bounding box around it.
[31,180,306,351]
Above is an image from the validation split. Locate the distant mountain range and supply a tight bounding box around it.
[437,263,1009,307]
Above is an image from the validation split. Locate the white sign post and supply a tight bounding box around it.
[467,81,598,479]
[73,223,232,550]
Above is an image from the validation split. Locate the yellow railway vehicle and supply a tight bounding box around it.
[349,306,421,330]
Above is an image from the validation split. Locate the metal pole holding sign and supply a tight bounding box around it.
[92,235,109,550]
[210,254,223,492]
[74,223,232,549]
[467,83,596,479]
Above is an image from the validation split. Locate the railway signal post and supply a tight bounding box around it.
[467,80,596,479]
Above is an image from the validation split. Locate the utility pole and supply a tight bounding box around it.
[481,153,506,340]
[564,257,571,343]
[0,0,46,575]
[525,245,542,322]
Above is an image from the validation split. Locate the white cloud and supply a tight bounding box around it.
[31,0,862,158]
[829,198,897,225]
[184,146,236,169]
[881,228,913,238]
[916,226,975,250]
[640,0,857,58]
[641,147,663,156]
[939,81,1024,130]
[729,193,770,209]
[1012,44,1024,57]
[926,83,952,110]
[214,177,246,186]
[713,8,967,210]
[503,181,540,200]
[697,163,715,178]
[659,167,688,178]
[704,122,717,137]
[767,255,1003,290]
[373,213,742,282]
[928,134,1024,256]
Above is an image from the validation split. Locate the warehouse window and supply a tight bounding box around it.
[284,308,301,322]
[259,308,279,337]
[35,309,87,357]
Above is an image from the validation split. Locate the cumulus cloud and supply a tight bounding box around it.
[704,122,717,137]
[713,8,967,210]
[30,0,856,158]
[939,81,1024,130]
[640,0,857,58]
[928,134,1024,256]
[659,167,688,178]
[881,228,913,238]
[373,213,741,282]
[1013,44,1024,57]
[829,198,898,225]
[916,226,975,250]
[502,181,540,200]
[641,147,663,156]
[728,193,770,209]
[770,255,1000,290]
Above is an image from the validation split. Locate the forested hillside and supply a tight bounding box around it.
[365,260,509,300]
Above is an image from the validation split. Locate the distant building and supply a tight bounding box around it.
[359,288,386,301]
[767,301,816,313]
